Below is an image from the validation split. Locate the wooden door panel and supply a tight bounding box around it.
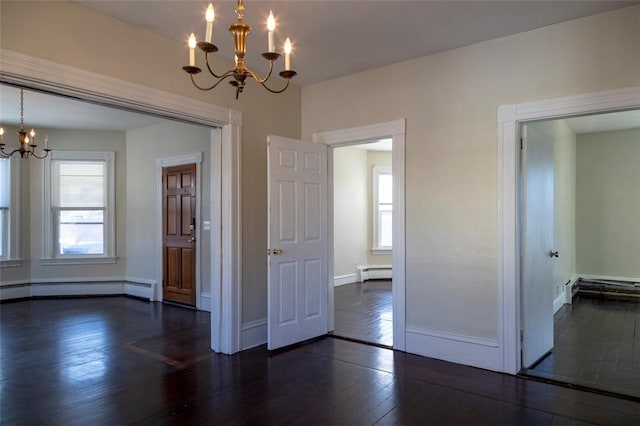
[162,164,197,306]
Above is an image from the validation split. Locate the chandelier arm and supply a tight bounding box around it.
[204,52,228,79]
[28,146,51,159]
[244,61,275,84]
[190,71,234,91]
[258,78,292,95]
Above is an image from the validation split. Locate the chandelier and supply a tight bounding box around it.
[0,89,50,159]
[182,0,297,99]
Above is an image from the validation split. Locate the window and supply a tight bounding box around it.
[43,151,115,264]
[0,157,20,265]
[372,165,392,252]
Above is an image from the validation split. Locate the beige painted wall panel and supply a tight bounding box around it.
[27,129,128,281]
[333,147,368,278]
[576,128,640,278]
[125,121,211,293]
[1,1,301,323]
[0,137,31,284]
[302,6,640,340]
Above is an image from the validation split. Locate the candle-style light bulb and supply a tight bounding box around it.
[267,11,276,52]
[205,4,215,43]
[188,33,197,66]
[30,129,36,139]
[284,38,292,70]
[45,134,49,150]
[0,127,4,141]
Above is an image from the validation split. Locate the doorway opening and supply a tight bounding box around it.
[518,109,640,399]
[331,140,393,347]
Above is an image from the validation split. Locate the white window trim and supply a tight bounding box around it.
[372,164,392,253]
[0,157,22,267]
[42,150,116,264]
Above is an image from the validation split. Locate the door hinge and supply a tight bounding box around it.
[520,138,523,150]
[520,329,524,343]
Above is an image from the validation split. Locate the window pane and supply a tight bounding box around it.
[58,162,105,207]
[379,210,393,247]
[378,174,393,204]
[0,159,9,208]
[58,210,104,255]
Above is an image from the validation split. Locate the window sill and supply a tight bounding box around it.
[0,259,24,268]
[40,256,117,266]
[371,248,392,255]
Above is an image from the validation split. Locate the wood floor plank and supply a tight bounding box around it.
[2,297,639,425]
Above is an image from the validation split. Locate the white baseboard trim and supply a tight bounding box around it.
[334,273,358,287]
[31,281,124,297]
[0,283,31,300]
[553,292,565,314]
[200,292,211,312]
[405,326,501,372]
[565,275,579,304]
[241,318,267,350]
[357,265,392,282]
[578,274,639,284]
[124,281,154,300]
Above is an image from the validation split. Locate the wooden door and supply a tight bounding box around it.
[521,124,555,368]
[267,135,328,350]
[162,164,197,306]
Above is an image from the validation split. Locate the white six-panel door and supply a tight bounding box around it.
[521,124,555,368]
[267,135,328,350]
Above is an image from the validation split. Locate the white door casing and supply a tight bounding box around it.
[267,135,328,349]
[0,49,243,355]
[520,124,555,368]
[498,86,640,374]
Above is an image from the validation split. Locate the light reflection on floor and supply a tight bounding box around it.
[58,315,108,382]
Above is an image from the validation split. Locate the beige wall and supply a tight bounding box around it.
[576,128,640,278]
[333,147,368,278]
[1,1,301,323]
[125,121,212,293]
[302,6,640,340]
[26,129,128,281]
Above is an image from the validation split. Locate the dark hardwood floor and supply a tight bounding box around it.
[2,297,639,425]
[333,280,393,346]
[528,295,640,399]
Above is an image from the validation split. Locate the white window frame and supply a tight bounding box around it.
[0,157,22,267]
[372,164,392,254]
[42,151,116,265]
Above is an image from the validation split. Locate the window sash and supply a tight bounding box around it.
[44,151,115,261]
[54,207,106,256]
[372,165,392,251]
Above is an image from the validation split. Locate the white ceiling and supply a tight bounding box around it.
[74,0,638,86]
[2,1,639,132]
[563,110,640,134]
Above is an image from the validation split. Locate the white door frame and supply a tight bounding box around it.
[497,85,640,374]
[314,119,406,351]
[0,49,243,355]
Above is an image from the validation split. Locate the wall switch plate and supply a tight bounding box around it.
[203,221,211,231]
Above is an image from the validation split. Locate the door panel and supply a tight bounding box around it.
[268,135,328,350]
[521,124,555,368]
[162,164,197,306]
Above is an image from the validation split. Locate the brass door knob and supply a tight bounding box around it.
[188,237,196,243]
[268,248,283,255]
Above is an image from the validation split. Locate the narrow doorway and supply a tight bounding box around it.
[331,140,393,347]
[162,163,197,306]
[519,110,640,399]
